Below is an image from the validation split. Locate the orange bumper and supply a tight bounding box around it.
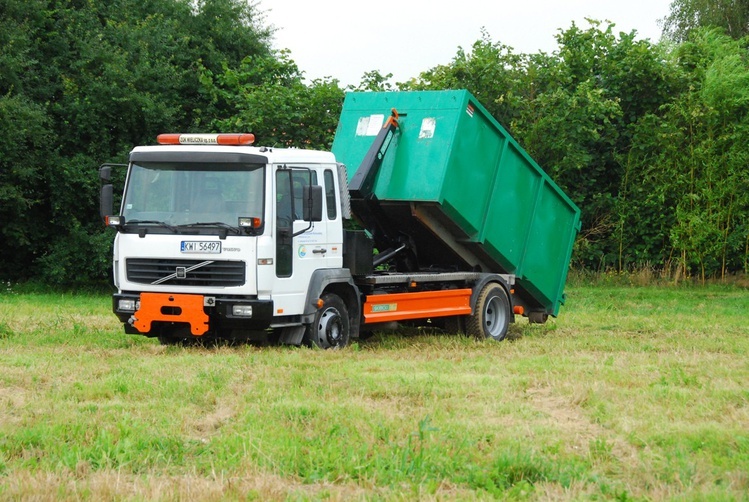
[133,293,209,336]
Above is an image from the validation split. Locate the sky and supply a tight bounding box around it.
[260,0,675,87]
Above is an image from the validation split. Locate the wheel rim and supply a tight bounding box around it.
[318,307,343,346]
[484,294,507,338]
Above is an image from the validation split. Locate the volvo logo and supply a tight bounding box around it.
[151,260,214,285]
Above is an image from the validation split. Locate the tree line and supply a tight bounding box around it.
[1,0,747,286]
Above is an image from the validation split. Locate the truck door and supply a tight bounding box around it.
[273,168,328,314]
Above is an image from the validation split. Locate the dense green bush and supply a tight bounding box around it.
[1,0,747,285]
[403,22,748,278]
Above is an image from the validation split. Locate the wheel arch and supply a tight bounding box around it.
[469,274,514,315]
[304,269,362,337]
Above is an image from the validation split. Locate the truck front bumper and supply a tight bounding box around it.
[113,292,274,336]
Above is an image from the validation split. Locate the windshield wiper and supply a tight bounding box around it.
[177,222,241,235]
[125,219,178,232]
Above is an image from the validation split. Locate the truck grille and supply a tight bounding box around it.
[126,259,245,287]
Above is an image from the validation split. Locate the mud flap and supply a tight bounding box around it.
[278,325,306,345]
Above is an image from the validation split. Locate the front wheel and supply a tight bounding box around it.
[304,293,350,349]
[466,283,510,341]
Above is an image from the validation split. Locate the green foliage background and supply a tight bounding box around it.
[1,0,747,285]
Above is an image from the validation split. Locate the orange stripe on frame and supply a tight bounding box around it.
[363,288,473,324]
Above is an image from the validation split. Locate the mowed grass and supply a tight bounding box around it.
[0,284,748,500]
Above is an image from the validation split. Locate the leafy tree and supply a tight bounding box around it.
[403,30,527,131]
[355,70,396,92]
[662,0,749,41]
[0,0,275,285]
[407,21,677,270]
[628,28,749,279]
[0,0,54,280]
[4,0,749,286]
[528,21,678,269]
[0,95,51,280]
[200,51,344,149]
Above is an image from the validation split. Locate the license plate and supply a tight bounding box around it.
[181,241,222,254]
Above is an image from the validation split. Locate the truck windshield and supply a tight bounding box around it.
[122,161,264,229]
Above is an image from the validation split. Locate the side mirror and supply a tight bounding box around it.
[98,163,127,226]
[99,165,112,182]
[100,184,113,221]
[302,185,323,222]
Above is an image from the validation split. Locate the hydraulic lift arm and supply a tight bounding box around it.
[348,109,418,270]
[349,108,401,200]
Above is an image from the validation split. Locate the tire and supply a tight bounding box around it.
[304,293,350,349]
[466,283,510,341]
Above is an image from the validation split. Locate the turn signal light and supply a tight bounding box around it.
[105,215,123,227]
[238,217,262,228]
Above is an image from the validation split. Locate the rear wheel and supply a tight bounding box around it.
[304,293,350,349]
[466,283,510,341]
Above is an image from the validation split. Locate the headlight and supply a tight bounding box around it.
[232,305,253,317]
[118,299,138,312]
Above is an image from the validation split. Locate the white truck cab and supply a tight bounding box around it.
[101,133,360,346]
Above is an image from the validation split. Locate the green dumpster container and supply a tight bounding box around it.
[331,90,581,317]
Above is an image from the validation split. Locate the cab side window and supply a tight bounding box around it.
[290,172,318,220]
[324,169,337,220]
[276,171,294,227]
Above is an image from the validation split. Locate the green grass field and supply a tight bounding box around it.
[1,284,748,500]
